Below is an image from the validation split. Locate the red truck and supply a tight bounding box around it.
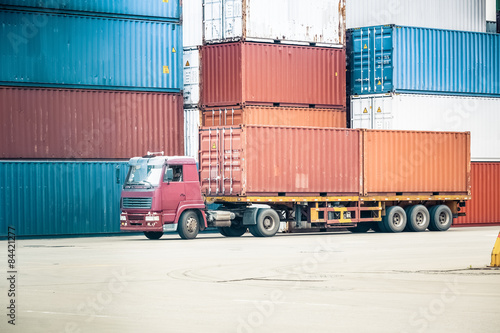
[120,126,471,240]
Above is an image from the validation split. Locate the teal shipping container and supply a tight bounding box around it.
[0,9,182,91]
[0,161,128,237]
[0,0,180,21]
[348,25,500,96]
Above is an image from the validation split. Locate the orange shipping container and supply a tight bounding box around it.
[362,130,471,195]
[199,126,470,197]
[456,162,500,225]
[0,87,184,159]
[202,106,346,127]
[201,42,346,108]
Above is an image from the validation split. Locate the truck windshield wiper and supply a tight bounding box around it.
[139,180,154,188]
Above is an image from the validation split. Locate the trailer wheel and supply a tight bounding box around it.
[428,205,453,231]
[178,210,200,239]
[347,223,371,233]
[218,226,247,237]
[250,209,280,237]
[143,231,163,240]
[382,206,407,233]
[405,205,430,232]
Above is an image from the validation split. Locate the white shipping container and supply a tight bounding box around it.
[183,48,200,106]
[347,0,486,32]
[184,107,200,160]
[204,0,345,45]
[350,94,500,161]
[183,0,203,47]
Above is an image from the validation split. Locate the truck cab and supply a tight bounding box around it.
[120,154,207,239]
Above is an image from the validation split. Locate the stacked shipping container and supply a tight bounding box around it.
[0,2,184,236]
[198,0,348,160]
[347,1,500,226]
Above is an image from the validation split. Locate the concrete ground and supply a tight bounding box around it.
[1,227,500,333]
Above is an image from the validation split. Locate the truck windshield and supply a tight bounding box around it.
[125,163,163,187]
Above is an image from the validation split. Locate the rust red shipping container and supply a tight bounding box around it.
[456,162,500,225]
[199,126,470,197]
[0,87,184,159]
[201,42,346,108]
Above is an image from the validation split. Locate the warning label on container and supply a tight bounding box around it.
[185,60,190,67]
[363,44,367,49]
[363,108,368,114]
[172,47,176,53]
[377,80,381,85]
[377,107,382,113]
[163,66,170,74]
[212,142,217,150]
[163,0,169,3]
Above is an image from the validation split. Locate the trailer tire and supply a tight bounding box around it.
[347,223,371,233]
[405,205,430,232]
[218,226,247,237]
[178,210,200,239]
[143,231,163,240]
[251,209,280,237]
[382,206,407,233]
[428,205,453,231]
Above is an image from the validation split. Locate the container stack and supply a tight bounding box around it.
[346,0,500,225]
[0,1,184,236]
[194,0,347,159]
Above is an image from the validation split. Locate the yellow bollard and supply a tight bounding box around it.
[491,232,500,267]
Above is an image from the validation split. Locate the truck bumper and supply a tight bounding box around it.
[120,212,163,232]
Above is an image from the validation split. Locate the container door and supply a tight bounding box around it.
[371,96,393,129]
[199,127,242,196]
[224,0,243,39]
[350,97,372,129]
[204,0,223,41]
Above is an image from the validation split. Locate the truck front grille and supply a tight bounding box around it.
[122,197,152,209]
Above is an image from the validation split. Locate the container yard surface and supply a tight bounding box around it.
[1,227,499,332]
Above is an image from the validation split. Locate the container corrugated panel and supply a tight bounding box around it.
[199,126,361,196]
[183,48,200,106]
[456,162,500,225]
[202,106,346,128]
[201,42,346,108]
[0,0,180,20]
[183,0,203,46]
[0,10,182,91]
[363,130,470,195]
[0,87,184,159]
[204,0,344,45]
[348,25,500,96]
[184,107,200,160]
[350,94,500,161]
[347,0,486,32]
[0,161,128,237]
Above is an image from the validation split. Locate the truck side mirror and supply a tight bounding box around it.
[164,168,174,183]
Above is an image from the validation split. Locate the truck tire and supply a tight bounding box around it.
[428,205,453,231]
[250,209,280,237]
[347,223,371,233]
[178,210,200,239]
[405,205,430,232]
[218,226,247,237]
[143,231,163,240]
[382,206,407,233]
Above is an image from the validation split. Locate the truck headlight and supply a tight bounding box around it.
[145,215,160,221]
[120,215,126,221]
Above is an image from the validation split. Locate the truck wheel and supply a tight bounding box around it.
[428,205,453,231]
[219,226,247,237]
[382,206,407,233]
[178,210,200,239]
[251,209,280,237]
[347,223,371,233]
[405,205,430,232]
[143,231,163,240]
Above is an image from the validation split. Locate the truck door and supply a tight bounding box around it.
[161,165,186,215]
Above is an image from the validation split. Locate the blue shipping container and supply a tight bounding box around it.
[0,161,128,237]
[348,25,500,96]
[0,0,180,21]
[0,9,182,91]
